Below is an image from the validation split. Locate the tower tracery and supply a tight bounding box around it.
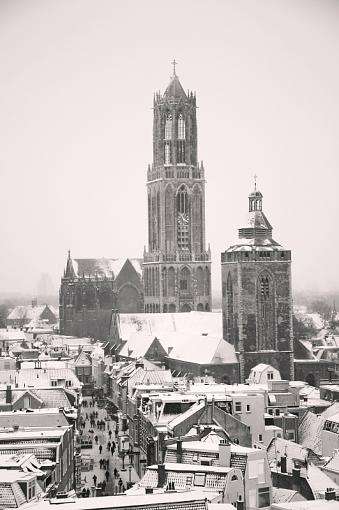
[143,65,211,313]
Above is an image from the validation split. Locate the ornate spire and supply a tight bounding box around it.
[164,59,187,100]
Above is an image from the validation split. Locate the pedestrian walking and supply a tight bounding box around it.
[99,444,103,454]
[111,445,114,456]
[93,474,97,486]
[114,468,118,479]
[86,488,90,498]
[95,435,98,444]
[99,459,103,469]
[107,441,111,451]
[102,480,106,493]
[118,478,123,492]
[106,458,109,469]
[108,429,112,439]
[105,470,109,482]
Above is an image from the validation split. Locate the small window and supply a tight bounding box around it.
[258,487,270,508]
[194,473,206,486]
[51,380,57,387]
[286,430,295,441]
[246,404,251,413]
[258,434,263,442]
[267,372,273,380]
[235,402,242,413]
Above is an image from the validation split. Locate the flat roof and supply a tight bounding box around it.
[26,491,217,510]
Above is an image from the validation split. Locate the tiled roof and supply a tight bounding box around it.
[321,402,339,419]
[0,368,81,389]
[70,257,142,279]
[0,409,69,428]
[272,488,304,503]
[119,312,222,340]
[306,463,339,495]
[137,463,235,493]
[267,437,321,474]
[298,411,325,455]
[0,387,72,409]
[7,305,57,322]
[322,451,339,474]
[0,330,27,342]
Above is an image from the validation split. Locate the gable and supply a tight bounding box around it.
[114,259,143,291]
[144,337,168,362]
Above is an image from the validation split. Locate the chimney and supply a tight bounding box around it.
[6,385,12,404]
[157,464,166,488]
[292,466,301,491]
[281,455,287,474]
[236,500,244,510]
[219,438,231,467]
[292,467,301,478]
[325,488,336,501]
[177,439,183,463]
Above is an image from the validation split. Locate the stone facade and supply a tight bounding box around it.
[221,189,294,382]
[143,70,212,313]
[59,254,143,339]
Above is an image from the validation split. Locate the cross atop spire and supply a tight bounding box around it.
[171,58,178,76]
[254,174,258,191]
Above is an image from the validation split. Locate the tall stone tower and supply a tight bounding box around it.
[221,186,294,382]
[143,65,211,313]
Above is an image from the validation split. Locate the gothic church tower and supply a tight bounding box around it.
[221,186,294,382]
[143,65,212,313]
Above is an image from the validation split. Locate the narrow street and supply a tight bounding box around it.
[78,397,140,497]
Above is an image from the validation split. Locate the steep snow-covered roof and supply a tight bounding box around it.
[119,311,222,340]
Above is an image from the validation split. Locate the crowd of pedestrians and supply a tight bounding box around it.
[78,395,131,497]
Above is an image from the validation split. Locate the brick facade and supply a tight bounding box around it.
[221,189,294,382]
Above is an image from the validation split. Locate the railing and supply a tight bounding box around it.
[143,251,211,263]
[147,165,204,182]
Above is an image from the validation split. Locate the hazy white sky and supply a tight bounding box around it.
[1,0,339,296]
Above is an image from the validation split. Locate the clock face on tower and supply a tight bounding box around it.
[177,212,189,226]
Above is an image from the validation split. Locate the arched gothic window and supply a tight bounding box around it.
[168,267,175,296]
[197,267,204,295]
[257,272,275,350]
[165,114,172,140]
[180,267,191,293]
[177,185,190,250]
[178,113,185,140]
[164,142,171,164]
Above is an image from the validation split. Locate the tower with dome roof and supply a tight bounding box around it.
[221,185,294,382]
